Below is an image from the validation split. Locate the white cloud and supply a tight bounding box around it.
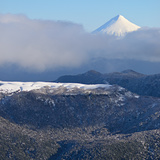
[0,14,160,73]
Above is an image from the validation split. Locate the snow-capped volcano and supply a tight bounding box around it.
[93,15,140,36]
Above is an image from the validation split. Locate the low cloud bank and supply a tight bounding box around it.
[0,14,160,72]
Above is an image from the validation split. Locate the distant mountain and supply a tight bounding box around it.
[55,69,144,84]
[56,70,160,97]
[93,15,140,36]
[55,70,103,84]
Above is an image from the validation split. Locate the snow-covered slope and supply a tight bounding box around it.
[0,81,111,94]
[93,15,140,36]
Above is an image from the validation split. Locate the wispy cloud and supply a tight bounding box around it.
[0,14,160,73]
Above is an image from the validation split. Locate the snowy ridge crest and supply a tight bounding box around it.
[0,81,139,101]
[0,81,111,94]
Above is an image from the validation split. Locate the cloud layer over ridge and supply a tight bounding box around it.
[0,14,160,73]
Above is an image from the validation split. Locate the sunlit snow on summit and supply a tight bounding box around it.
[93,15,141,36]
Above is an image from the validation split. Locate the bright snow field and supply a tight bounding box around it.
[0,81,112,94]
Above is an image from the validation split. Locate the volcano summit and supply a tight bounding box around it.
[93,15,140,36]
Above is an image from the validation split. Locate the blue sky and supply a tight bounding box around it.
[1,0,160,31]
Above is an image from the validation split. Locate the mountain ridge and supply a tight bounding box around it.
[55,69,160,97]
[1,75,160,159]
[1,80,160,159]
